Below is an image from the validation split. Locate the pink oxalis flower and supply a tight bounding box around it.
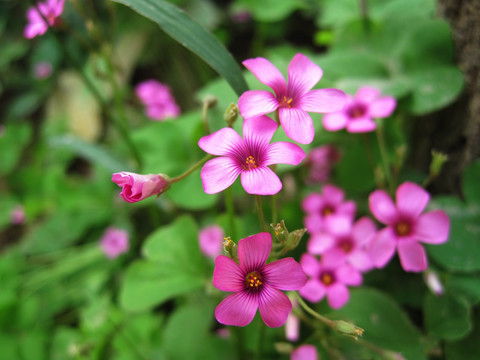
[198,225,224,259]
[291,345,318,360]
[100,227,129,259]
[299,253,362,309]
[213,232,307,327]
[368,181,450,272]
[135,79,180,121]
[323,86,396,133]
[112,172,170,203]
[11,205,26,225]
[238,53,346,144]
[199,115,305,195]
[24,0,65,39]
[304,144,340,185]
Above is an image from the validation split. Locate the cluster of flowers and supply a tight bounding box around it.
[135,80,181,121]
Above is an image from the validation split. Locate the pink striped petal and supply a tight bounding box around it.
[240,167,282,195]
[242,57,287,95]
[346,118,377,133]
[200,157,241,194]
[213,255,245,292]
[368,228,397,268]
[238,232,271,272]
[396,182,430,218]
[263,258,307,290]
[369,190,397,225]
[238,90,279,119]
[287,53,323,96]
[198,127,244,156]
[279,107,315,144]
[300,253,321,277]
[369,96,396,118]
[397,240,427,272]
[299,88,346,113]
[299,279,326,303]
[326,283,350,309]
[243,115,278,149]
[264,142,305,166]
[259,284,292,327]
[355,87,380,103]
[322,112,348,131]
[415,210,450,244]
[215,291,258,326]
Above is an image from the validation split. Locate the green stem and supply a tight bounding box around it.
[202,101,211,135]
[170,154,213,183]
[294,292,335,328]
[225,187,237,240]
[376,124,394,194]
[255,195,267,233]
[255,324,265,360]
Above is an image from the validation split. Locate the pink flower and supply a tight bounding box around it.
[112,172,170,203]
[33,61,53,79]
[199,225,224,259]
[285,298,300,341]
[199,115,305,195]
[135,79,180,121]
[291,345,318,360]
[308,216,376,272]
[24,0,65,39]
[238,53,346,144]
[304,144,340,184]
[100,227,129,259]
[299,253,362,309]
[11,205,26,225]
[323,86,396,133]
[302,185,356,235]
[213,232,307,327]
[368,182,450,272]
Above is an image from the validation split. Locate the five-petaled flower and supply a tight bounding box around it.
[135,79,180,121]
[100,227,129,259]
[322,86,396,133]
[24,0,65,39]
[213,232,307,327]
[238,53,346,144]
[198,115,305,195]
[368,181,450,272]
[112,172,170,203]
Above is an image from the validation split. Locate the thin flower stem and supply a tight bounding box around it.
[360,134,376,179]
[358,0,370,34]
[294,292,335,328]
[376,125,394,194]
[255,324,266,360]
[225,187,237,240]
[170,154,213,183]
[202,101,211,135]
[255,195,267,233]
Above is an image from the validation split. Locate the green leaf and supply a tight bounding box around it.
[445,312,480,360]
[120,216,206,311]
[424,292,472,341]
[426,197,480,272]
[446,275,480,306]
[112,0,248,96]
[0,122,32,175]
[462,160,480,205]
[235,0,306,22]
[333,288,425,360]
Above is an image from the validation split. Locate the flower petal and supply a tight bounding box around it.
[200,157,241,194]
[369,189,397,225]
[291,345,318,360]
[348,251,374,272]
[287,53,323,96]
[352,217,377,245]
[240,167,282,195]
[415,210,450,244]
[198,127,244,156]
[307,232,335,254]
[396,182,430,218]
[302,192,324,212]
[326,283,350,309]
[323,184,345,205]
[322,112,348,131]
[264,142,305,166]
[369,96,396,118]
[304,213,325,233]
[397,240,427,272]
[299,88,346,113]
[300,253,321,277]
[213,255,245,292]
[215,291,258,327]
[324,215,353,237]
[238,90,279,119]
[242,57,287,95]
[238,232,272,272]
[336,264,362,286]
[346,118,377,133]
[243,115,278,150]
[355,86,380,103]
[368,228,397,268]
[279,107,315,144]
[258,284,292,327]
[299,279,326,303]
[263,258,307,290]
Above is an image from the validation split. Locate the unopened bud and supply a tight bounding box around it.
[223,237,238,261]
[430,150,448,178]
[274,342,294,355]
[224,103,239,127]
[333,320,364,340]
[285,228,306,251]
[424,270,444,296]
[271,220,289,244]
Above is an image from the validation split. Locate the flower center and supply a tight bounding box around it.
[244,155,258,170]
[280,96,294,108]
[338,239,354,253]
[347,104,367,119]
[395,221,411,237]
[245,271,263,289]
[321,206,334,217]
[320,271,335,286]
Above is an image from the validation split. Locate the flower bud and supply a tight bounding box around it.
[274,342,294,355]
[112,172,171,203]
[424,270,444,296]
[224,103,239,127]
[222,237,238,261]
[429,150,448,178]
[203,94,218,109]
[271,220,289,244]
[333,320,364,340]
[285,228,306,251]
